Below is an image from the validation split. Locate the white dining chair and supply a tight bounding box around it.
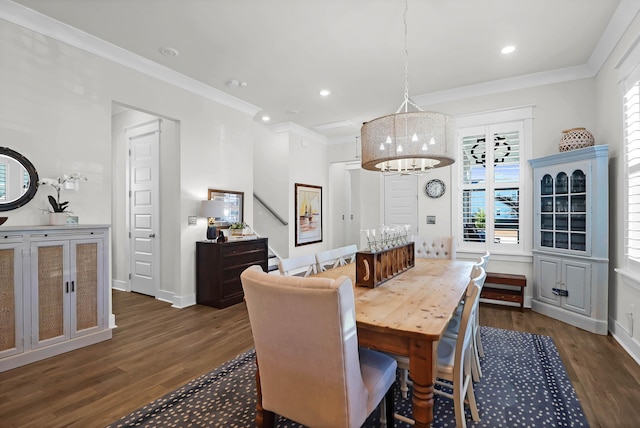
[278,254,317,277]
[392,269,484,428]
[335,244,358,265]
[315,248,342,272]
[445,262,488,382]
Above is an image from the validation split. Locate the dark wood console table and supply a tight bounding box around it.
[196,238,268,308]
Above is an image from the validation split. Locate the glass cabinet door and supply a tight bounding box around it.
[538,168,587,252]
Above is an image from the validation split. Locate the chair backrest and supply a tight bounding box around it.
[241,265,369,427]
[456,268,485,363]
[479,250,490,270]
[278,254,317,277]
[413,235,456,259]
[316,244,358,272]
[315,248,342,272]
[335,244,358,265]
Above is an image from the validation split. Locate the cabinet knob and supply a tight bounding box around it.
[149,233,156,238]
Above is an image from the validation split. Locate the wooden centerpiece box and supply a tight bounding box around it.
[355,242,415,288]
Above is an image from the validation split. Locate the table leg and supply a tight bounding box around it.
[255,356,275,428]
[410,339,437,428]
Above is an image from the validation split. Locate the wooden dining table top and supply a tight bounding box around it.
[313,258,475,342]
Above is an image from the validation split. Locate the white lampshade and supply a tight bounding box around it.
[361,111,455,173]
[199,200,225,218]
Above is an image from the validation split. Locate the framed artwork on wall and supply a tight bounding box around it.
[295,183,322,246]
[207,188,244,228]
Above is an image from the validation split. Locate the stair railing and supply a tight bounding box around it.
[254,193,288,225]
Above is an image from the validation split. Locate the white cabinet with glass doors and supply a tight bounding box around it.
[529,145,608,334]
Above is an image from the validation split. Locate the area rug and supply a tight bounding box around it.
[106,327,588,427]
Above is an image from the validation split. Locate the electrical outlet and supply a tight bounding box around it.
[188,216,197,226]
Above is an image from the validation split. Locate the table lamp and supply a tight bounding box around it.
[199,200,225,240]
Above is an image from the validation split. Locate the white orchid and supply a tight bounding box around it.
[39,173,88,213]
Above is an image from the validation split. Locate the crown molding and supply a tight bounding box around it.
[0,0,261,117]
[413,65,593,107]
[588,0,640,73]
[270,122,328,144]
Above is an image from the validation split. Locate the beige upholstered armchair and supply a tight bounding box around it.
[412,235,456,260]
[240,265,397,428]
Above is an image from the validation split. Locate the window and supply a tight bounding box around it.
[455,107,533,255]
[622,76,640,275]
[0,162,6,201]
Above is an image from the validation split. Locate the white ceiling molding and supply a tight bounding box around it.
[0,0,261,118]
[588,0,640,73]
[413,65,593,107]
[270,122,328,145]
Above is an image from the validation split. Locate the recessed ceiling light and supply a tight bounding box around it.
[159,46,179,57]
[320,89,331,97]
[226,79,248,88]
[261,115,270,122]
[501,45,516,54]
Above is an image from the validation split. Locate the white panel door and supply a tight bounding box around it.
[384,174,418,233]
[127,120,160,297]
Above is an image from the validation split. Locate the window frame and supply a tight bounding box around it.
[453,106,533,259]
[618,40,640,279]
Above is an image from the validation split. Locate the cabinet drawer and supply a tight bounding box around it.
[221,241,266,257]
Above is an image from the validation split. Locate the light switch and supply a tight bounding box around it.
[188,216,197,226]
[426,215,436,225]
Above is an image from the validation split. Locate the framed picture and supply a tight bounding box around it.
[207,188,244,229]
[295,183,322,246]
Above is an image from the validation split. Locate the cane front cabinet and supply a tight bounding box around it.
[0,226,111,372]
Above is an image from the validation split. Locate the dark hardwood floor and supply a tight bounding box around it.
[1,290,639,427]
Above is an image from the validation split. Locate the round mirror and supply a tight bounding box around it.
[0,147,39,211]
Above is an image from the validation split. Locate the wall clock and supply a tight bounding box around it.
[425,179,446,198]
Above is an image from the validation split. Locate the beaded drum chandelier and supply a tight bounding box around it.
[360,0,455,174]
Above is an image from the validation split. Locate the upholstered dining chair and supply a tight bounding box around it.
[278,254,317,277]
[392,269,484,428]
[241,265,397,428]
[412,235,456,260]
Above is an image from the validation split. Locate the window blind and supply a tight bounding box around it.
[624,81,640,270]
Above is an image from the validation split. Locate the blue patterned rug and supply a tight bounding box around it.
[106,327,588,427]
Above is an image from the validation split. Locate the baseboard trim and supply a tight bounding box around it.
[171,293,196,308]
[112,279,129,292]
[609,318,640,366]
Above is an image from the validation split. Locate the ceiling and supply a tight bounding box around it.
[6,0,630,142]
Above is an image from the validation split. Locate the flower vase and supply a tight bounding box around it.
[49,212,67,226]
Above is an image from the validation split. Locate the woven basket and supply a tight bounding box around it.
[559,128,595,152]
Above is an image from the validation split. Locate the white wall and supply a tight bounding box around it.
[0,18,273,308]
[595,11,640,362]
[253,132,290,258]
[288,132,331,258]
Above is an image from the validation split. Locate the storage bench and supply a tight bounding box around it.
[481,272,526,309]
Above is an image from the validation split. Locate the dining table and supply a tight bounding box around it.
[254,257,475,428]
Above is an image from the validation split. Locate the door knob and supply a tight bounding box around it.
[149,233,156,238]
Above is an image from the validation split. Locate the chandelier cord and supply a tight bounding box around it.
[396,0,423,115]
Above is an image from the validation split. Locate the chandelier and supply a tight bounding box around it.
[360,0,455,174]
